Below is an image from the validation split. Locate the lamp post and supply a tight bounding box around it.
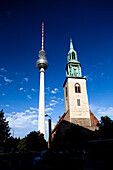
[45,114,51,149]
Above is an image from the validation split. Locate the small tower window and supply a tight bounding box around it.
[77,99,80,106]
[72,52,75,59]
[75,83,81,93]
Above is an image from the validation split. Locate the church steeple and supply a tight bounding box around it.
[66,39,82,78]
[70,38,74,50]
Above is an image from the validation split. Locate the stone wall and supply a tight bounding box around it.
[71,117,91,126]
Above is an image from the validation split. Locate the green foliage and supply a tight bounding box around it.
[0,110,11,148]
[99,116,113,139]
[5,137,20,152]
[100,116,112,125]
[26,131,47,151]
[17,137,27,151]
[17,131,47,151]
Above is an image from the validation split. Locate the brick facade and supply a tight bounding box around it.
[51,110,99,141]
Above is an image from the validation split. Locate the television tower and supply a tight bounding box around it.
[36,22,48,138]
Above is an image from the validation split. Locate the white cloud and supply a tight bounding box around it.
[45,107,54,112]
[27,95,32,99]
[4,77,13,83]
[89,104,113,120]
[31,88,37,92]
[0,67,7,73]
[5,105,10,107]
[30,107,35,110]
[6,108,38,138]
[49,103,56,106]
[25,109,37,114]
[25,110,30,113]
[51,100,58,103]
[6,106,55,139]
[48,99,58,107]
[30,110,37,114]
[30,107,38,111]
[54,88,59,91]
[51,88,59,94]
[51,90,56,94]
[46,87,50,91]
[19,87,23,91]
[24,77,29,82]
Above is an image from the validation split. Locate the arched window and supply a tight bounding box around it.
[72,52,75,59]
[75,83,81,93]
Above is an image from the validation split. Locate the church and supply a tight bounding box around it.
[52,39,99,139]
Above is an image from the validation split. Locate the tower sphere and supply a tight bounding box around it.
[36,50,48,70]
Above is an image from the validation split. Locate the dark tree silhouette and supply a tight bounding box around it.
[26,131,47,151]
[17,131,47,151]
[5,137,20,152]
[100,116,112,125]
[99,116,113,139]
[0,109,11,150]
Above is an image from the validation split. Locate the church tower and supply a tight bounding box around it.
[63,39,91,127]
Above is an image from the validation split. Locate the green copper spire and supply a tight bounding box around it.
[68,39,77,61]
[66,39,82,78]
[70,38,74,50]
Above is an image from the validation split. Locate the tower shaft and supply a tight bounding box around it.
[36,22,48,139]
[38,68,45,137]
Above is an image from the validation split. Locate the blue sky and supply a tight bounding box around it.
[0,0,113,139]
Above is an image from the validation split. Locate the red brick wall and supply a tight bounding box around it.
[89,110,99,126]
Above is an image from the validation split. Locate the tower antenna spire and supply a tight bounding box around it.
[42,22,44,51]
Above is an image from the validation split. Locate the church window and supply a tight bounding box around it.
[72,52,75,59]
[77,99,80,106]
[75,83,81,93]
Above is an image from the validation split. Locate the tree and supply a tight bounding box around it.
[17,137,27,151]
[99,116,113,139]
[100,116,112,125]
[0,110,11,149]
[5,137,20,152]
[17,131,47,151]
[26,131,47,151]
